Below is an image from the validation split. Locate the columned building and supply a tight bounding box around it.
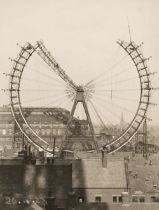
[0,106,68,151]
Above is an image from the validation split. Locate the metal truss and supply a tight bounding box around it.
[8,40,154,155]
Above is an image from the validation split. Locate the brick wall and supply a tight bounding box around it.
[0,164,72,201]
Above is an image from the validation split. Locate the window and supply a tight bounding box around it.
[150,196,159,202]
[139,196,145,202]
[113,196,117,203]
[132,195,145,203]
[2,129,6,135]
[132,196,138,202]
[57,129,61,135]
[8,129,12,135]
[95,196,102,203]
[52,129,56,135]
[41,129,45,135]
[118,196,122,203]
[46,129,50,135]
[78,197,84,203]
[113,195,122,203]
[16,143,21,149]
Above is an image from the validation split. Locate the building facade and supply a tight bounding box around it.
[72,157,127,204]
[0,106,68,151]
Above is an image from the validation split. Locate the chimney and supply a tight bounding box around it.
[101,150,107,168]
[122,192,130,205]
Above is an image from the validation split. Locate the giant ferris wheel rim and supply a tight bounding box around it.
[10,43,51,153]
[9,39,151,154]
[102,40,151,153]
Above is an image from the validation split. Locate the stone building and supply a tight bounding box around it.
[0,162,72,209]
[71,156,127,205]
[0,106,68,151]
[0,155,127,209]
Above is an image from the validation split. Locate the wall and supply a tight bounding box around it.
[0,164,72,208]
[74,203,159,210]
[0,106,66,150]
[73,188,125,203]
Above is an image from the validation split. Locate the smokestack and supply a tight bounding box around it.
[101,150,107,168]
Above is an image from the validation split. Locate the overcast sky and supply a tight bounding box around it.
[0,0,159,125]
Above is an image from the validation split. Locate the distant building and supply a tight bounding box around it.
[0,163,72,209]
[0,106,14,149]
[72,156,127,204]
[0,106,68,151]
[0,106,90,153]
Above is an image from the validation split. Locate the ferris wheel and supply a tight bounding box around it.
[8,39,154,155]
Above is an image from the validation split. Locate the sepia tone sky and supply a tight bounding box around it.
[0,0,159,125]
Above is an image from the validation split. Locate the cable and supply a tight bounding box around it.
[89,100,110,134]
[92,63,136,87]
[92,94,138,117]
[86,52,129,86]
[21,92,66,105]
[20,76,65,87]
[94,75,139,89]
[20,88,66,92]
[94,88,140,92]
[24,64,65,86]
[91,96,122,121]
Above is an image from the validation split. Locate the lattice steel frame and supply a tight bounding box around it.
[103,40,152,153]
[9,43,50,152]
[9,40,152,154]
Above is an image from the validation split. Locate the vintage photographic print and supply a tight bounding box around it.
[0,0,159,209]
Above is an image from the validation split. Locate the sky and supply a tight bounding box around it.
[0,0,159,125]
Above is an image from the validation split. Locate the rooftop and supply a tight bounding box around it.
[72,157,127,189]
